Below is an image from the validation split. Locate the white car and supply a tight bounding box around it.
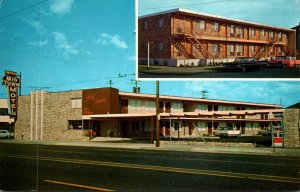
[0,130,14,138]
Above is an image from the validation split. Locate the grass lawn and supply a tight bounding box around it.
[138,65,222,74]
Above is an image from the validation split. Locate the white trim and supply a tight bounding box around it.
[139,8,294,32]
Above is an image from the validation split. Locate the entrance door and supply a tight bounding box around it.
[120,121,129,138]
[93,121,101,136]
[207,122,213,135]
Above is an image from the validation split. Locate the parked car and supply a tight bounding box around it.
[268,56,300,68]
[0,130,14,138]
[213,127,241,138]
[223,57,267,72]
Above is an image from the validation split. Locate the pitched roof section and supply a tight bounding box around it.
[286,102,300,109]
[119,92,281,108]
[139,8,294,32]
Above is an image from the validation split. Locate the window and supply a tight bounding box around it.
[249,45,255,54]
[213,105,218,111]
[0,108,8,115]
[282,32,287,39]
[236,26,243,38]
[68,120,82,129]
[260,29,265,37]
[213,22,219,31]
[198,20,205,30]
[208,105,213,111]
[157,42,164,51]
[236,44,243,55]
[227,44,235,55]
[71,98,81,108]
[249,28,255,36]
[158,18,164,28]
[143,20,148,30]
[269,31,274,38]
[228,25,235,36]
[210,43,219,52]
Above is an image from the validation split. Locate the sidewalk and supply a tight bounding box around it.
[1,139,300,157]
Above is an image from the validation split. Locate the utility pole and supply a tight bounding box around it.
[201,90,208,99]
[156,80,160,147]
[107,80,114,88]
[131,79,141,93]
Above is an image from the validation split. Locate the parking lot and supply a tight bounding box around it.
[138,65,300,78]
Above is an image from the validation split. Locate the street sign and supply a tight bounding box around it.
[2,70,20,117]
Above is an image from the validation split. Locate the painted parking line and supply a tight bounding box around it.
[1,153,300,185]
[44,180,115,192]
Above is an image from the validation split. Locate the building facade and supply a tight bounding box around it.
[138,8,296,67]
[292,22,300,59]
[283,103,300,148]
[15,88,284,142]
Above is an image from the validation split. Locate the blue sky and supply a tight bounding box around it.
[0,0,300,108]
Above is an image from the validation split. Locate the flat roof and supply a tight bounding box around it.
[139,8,295,32]
[119,92,281,108]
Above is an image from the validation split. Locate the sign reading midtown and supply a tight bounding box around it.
[2,71,20,117]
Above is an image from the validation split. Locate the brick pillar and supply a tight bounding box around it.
[283,109,300,148]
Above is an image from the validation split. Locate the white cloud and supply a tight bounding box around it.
[28,39,48,47]
[50,0,74,15]
[96,33,128,49]
[52,31,79,59]
[23,19,45,34]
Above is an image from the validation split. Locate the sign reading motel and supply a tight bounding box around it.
[2,70,20,117]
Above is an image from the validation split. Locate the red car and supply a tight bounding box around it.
[268,56,300,68]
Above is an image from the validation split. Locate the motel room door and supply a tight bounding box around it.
[207,122,213,135]
[93,121,101,136]
[120,121,129,138]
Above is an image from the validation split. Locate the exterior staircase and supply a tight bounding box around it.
[173,41,196,59]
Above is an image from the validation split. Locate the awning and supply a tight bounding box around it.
[82,113,156,120]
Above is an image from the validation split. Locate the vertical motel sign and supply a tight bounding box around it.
[2,71,20,117]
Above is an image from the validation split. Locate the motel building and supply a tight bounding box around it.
[0,99,14,130]
[138,8,296,67]
[10,87,300,148]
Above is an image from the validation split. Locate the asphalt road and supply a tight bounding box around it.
[0,143,300,191]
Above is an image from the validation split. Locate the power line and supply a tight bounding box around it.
[139,0,235,10]
[0,0,50,20]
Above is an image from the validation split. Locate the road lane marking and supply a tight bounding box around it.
[184,157,300,167]
[44,180,115,191]
[1,153,300,185]
[35,149,300,168]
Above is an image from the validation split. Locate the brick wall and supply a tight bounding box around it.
[283,108,300,148]
[15,90,88,141]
